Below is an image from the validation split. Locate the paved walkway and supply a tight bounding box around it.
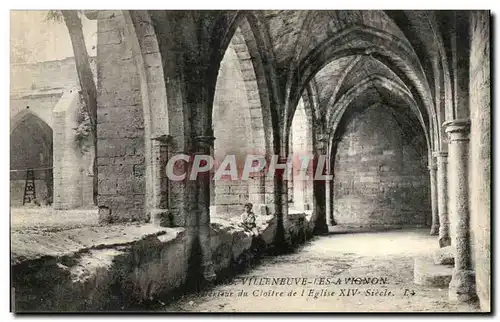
[164,229,478,312]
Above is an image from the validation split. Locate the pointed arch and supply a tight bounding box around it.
[284,25,436,150]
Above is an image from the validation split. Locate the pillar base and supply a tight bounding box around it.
[433,246,455,265]
[148,208,173,227]
[202,261,217,282]
[449,269,478,303]
[429,224,439,236]
[439,236,451,248]
[414,257,452,287]
[438,222,451,247]
[313,219,329,235]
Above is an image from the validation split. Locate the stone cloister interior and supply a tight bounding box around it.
[10,10,490,312]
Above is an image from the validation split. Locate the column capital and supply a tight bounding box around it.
[316,133,330,152]
[432,151,448,159]
[151,134,172,145]
[443,119,471,142]
[316,132,329,141]
[194,135,216,144]
[193,135,215,153]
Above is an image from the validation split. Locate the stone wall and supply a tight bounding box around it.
[53,91,94,209]
[10,56,98,208]
[10,57,97,128]
[96,11,146,222]
[11,225,189,312]
[333,104,430,228]
[10,96,59,130]
[469,10,490,312]
[11,212,311,312]
[11,57,81,95]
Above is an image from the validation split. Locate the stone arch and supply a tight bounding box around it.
[11,108,52,134]
[322,56,363,116]
[210,15,278,219]
[298,82,331,233]
[284,25,437,149]
[327,76,430,153]
[125,10,172,219]
[383,10,454,125]
[434,56,449,153]
[211,36,257,219]
[10,110,53,206]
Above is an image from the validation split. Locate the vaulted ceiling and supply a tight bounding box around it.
[250,10,445,148]
[148,9,452,150]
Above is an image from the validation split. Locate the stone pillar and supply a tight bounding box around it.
[325,150,335,226]
[325,176,332,225]
[429,156,439,235]
[149,134,172,226]
[194,135,216,282]
[293,166,312,211]
[273,147,290,248]
[444,119,476,303]
[277,154,290,219]
[312,133,329,234]
[327,138,337,226]
[434,151,450,247]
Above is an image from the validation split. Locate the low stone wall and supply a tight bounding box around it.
[11,212,312,312]
[12,224,189,311]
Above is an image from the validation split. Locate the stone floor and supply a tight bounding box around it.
[163,229,479,313]
[11,207,99,232]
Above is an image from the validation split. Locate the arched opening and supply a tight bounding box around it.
[10,111,53,206]
[288,97,314,213]
[285,24,436,232]
[126,11,171,222]
[285,26,436,140]
[211,26,269,221]
[319,59,432,230]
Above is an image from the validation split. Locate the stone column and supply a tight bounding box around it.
[149,134,172,226]
[429,156,439,235]
[194,135,217,282]
[444,119,476,303]
[312,133,329,234]
[327,138,338,226]
[434,151,450,247]
[325,175,332,225]
[287,131,294,206]
[325,150,335,226]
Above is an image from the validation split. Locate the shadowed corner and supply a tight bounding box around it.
[186,234,205,293]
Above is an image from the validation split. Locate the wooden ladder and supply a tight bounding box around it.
[22,168,36,205]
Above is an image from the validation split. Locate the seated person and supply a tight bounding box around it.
[239,202,259,236]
